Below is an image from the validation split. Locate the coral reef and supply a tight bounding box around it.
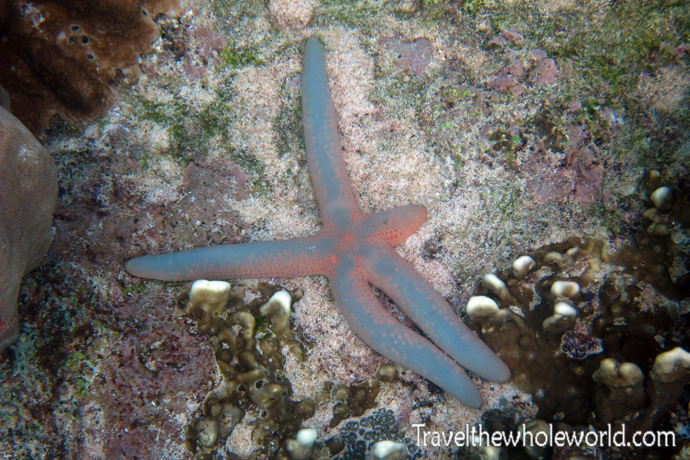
[463,171,690,458]
[0,103,57,351]
[179,281,313,458]
[0,0,182,133]
[0,0,688,457]
[179,280,424,458]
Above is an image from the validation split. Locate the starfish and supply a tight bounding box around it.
[126,36,510,408]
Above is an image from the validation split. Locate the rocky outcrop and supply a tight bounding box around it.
[0,102,57,350]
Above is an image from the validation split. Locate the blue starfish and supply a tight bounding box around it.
[126,36,510,408]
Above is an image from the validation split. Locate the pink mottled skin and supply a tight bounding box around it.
[126,36,510,408]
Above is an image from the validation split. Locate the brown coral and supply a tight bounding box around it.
[0,104,57,351]
[0,0,182,134]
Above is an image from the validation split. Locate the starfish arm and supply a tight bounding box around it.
[330,262,484,408]
[363,205,428,247]
[366,246,511,384]
[125,237,333,281]
[302,36,361,227]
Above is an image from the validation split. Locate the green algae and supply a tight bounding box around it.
[482,182,522,224]
[488,0,689,166]
[546,2,684,93]
[220,44,262,68]
[141,100,169,124]
[457,0,484,14]
[136,83,267,188]
[121,279,148,297]
[208,0,265,20]
[315,1,387,31]
[132,63,281,192]
[73,376,91,399]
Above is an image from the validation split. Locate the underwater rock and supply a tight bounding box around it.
[489,61,525,95]
[530,58,559,86]
[379,36,434,76]
[268,0,316,30]
[0,103,57,351]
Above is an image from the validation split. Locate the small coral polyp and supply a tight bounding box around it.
[326,363,399,429]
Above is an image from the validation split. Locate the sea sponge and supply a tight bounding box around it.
[0,103,57,351]
[0,0,182,134]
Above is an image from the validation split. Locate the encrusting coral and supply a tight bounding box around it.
[328,408,421,460]
[462,170,690,458]
[0,96,57,351]
[0,0,182,133]
[126,36,510,408]
[179,280,315,457]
